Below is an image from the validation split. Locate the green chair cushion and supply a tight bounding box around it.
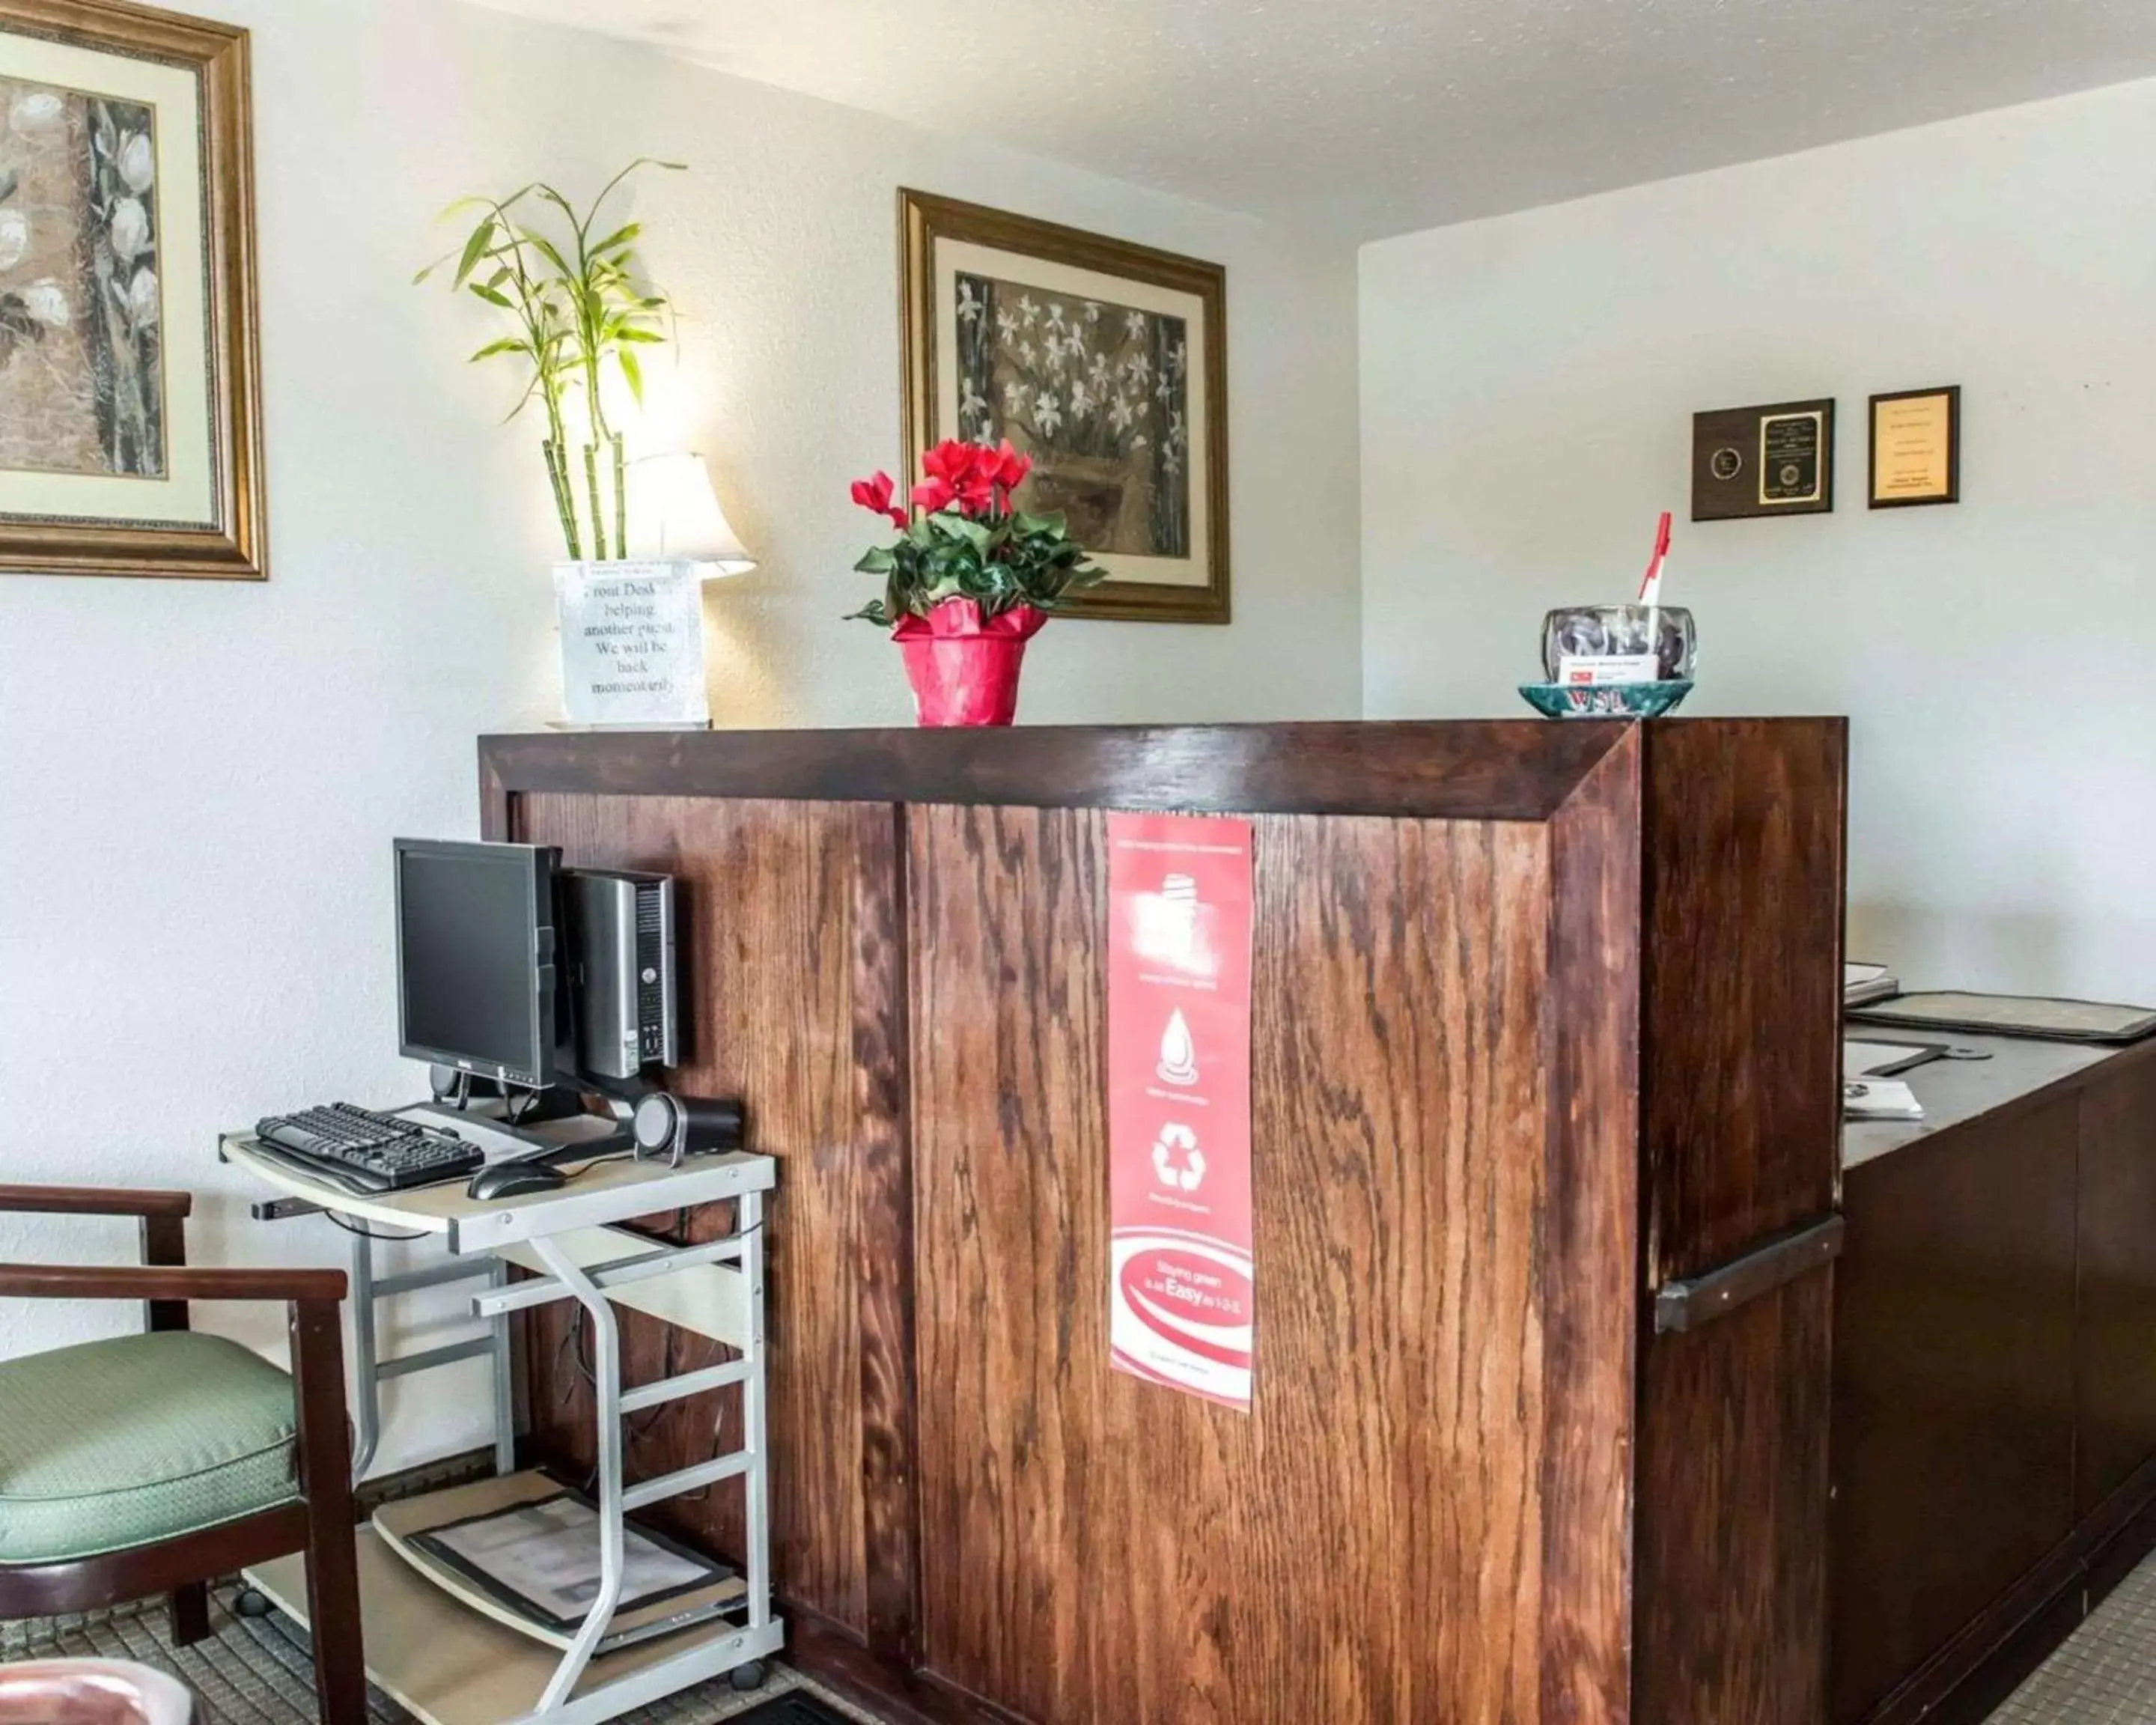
[0,1330,301,1564]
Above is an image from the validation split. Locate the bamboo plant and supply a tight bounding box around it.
[416,159,681,561]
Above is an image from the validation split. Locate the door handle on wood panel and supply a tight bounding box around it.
[1653,1214,1845,1335]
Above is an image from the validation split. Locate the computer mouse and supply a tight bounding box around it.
[466,1160,567,1202]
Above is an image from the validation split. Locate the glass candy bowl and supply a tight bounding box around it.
[1541,604,1697,683]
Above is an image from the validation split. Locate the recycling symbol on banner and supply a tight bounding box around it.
[1151,1123,1207,1193]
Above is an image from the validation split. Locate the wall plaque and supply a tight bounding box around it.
[1869,386,1960,508]
[1693,398,1836,520]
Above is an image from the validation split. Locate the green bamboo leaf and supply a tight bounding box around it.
[468,282,514,309]
[520,231,573,279]
[497,374,543,425]
[617,345,644,405]
[469,337,527,362]
[613,326,663,344]
[593,222,642,255]
[453,217,497,288]
[412,245,462,285]
[587,159,687,219]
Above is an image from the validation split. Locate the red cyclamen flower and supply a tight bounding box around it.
[850,471,908,529]
[988,439,1031,493]
[915,439,1030,517]
[910,475,959,514]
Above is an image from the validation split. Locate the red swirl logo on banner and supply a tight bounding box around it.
[1105,812,1255,1411]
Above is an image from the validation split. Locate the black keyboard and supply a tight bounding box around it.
[252,1103,482,1193]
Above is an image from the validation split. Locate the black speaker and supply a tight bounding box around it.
[631,1093,746,1166]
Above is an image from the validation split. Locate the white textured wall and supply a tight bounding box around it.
[0,0,1360,1467]
[1362,79,2156,1000]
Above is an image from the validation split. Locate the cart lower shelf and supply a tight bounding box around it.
[247,1528,784,1725]
[371,1470,746,1654]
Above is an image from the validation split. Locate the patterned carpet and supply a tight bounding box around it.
[0,1584,888,1725]
[1989,1548,2156,1723]
[19,1550,2156,1724]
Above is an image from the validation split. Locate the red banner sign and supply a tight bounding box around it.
[1106,812,1255,1411]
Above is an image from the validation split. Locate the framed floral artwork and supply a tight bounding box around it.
[900,189,1228,624]
[0,0,264,579]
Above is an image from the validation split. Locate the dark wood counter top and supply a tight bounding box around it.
[484,718,1642,819]
[1844,1032,2155,1171]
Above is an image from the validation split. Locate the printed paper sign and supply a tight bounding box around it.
[554,560,710,727]
[1106,812,1256,1411]
[1559,651,1660,687]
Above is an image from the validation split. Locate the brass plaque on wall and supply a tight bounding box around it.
[1693,398,1836,520]
[1869,386,1960,508]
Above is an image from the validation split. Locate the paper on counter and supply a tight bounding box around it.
[1844,1079,1924,1122]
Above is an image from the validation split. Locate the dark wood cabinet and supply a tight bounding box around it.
[1832,1038,2156,1725]
[2077,1060,2156,1519]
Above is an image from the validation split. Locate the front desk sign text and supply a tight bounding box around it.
[554,560,711,728]
[1106,812,1256,1411]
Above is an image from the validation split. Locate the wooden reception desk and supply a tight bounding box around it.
[478,719,1846,1725]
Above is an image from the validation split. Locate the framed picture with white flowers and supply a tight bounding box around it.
[899,189,1228,624]
[0,0,265,579]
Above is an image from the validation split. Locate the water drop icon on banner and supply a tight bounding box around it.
[1157,1008,1199,1087]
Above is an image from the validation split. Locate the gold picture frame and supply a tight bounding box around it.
[899,189,1228,624]
[0,0,266,579]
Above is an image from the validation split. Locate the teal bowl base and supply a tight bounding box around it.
[1518,679,1695,719]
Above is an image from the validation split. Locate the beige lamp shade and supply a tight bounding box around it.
[627,453,755,575]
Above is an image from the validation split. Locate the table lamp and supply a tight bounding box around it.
[627,453,755,577]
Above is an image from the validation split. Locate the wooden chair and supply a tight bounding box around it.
[0,1185,365,1725]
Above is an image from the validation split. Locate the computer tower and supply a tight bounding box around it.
[565,868,679,1081]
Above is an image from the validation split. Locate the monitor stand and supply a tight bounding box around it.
[394,1097,627,1165]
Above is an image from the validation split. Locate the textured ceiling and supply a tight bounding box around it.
[466,0,2156,238]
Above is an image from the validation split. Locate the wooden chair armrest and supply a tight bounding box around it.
[0,1262,346,1303]
[0,1183,193,1219]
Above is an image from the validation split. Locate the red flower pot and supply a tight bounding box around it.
[893,599,1047,727]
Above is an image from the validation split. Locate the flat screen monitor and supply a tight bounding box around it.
[394,839,559,1089]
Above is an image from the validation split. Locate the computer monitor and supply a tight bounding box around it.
[394,839,561,1090]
